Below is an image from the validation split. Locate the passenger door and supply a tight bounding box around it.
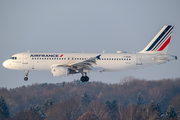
[22,54,28,64]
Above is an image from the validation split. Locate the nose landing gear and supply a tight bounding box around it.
[24,70,29,81]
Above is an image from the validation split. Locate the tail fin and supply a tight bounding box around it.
[139,25,174,54]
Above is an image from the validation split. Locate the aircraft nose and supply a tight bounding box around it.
[3,61,8,68]
[3,61,6,67]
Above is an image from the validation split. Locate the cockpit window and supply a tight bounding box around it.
[9,57,17,60]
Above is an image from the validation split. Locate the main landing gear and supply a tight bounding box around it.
[24,70,29,81]
[80,72,89,82]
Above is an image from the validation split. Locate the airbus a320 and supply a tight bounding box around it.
[3,25,177,82]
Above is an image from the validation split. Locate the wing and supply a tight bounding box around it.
[57,54,102,71]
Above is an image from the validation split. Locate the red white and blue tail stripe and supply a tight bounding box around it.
[140,25,174,54]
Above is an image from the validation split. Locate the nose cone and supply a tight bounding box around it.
[3,60,10,69]
[3,61,7,68]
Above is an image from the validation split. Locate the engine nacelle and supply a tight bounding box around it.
[51,66,70,77]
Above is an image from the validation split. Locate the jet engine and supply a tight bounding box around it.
[51,66,70,77]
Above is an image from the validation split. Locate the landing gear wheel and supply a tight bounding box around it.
[85,76,89,82]
[81,76,86,82]
[80,76,89,82]
[24,77,28,81]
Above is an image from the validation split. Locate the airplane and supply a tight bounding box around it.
[3,25,177,82]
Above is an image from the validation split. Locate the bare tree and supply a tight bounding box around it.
[87,100,104,118]
[148,87,166,103]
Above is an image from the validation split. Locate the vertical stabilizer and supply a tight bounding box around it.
[139,25,174,54]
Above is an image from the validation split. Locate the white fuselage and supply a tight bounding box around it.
[2,52,176,73]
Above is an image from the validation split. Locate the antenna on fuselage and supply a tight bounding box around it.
[27,50,30,53]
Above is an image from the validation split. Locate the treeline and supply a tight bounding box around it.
[0,78,180,120]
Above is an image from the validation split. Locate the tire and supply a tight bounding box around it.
[85,76,89,82]
[81,76,85,82]
[24,77,28,81]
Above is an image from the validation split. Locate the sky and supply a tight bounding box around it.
[0,1,180,89]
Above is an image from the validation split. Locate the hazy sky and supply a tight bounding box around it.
[0,1,180,88]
